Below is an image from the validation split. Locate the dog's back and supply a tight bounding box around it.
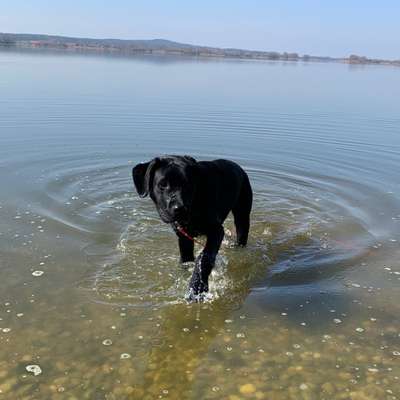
[194,159,252,242]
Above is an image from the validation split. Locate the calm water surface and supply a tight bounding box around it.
[0,49,400,399]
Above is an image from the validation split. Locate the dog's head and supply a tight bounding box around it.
[132,155,198,224]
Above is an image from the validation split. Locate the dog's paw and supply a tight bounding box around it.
[186,274,209,303]
[180,261,195,271]
[185,287,210,303]
[185,288,205,303]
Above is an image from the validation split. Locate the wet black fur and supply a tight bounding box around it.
[132,155,253,300]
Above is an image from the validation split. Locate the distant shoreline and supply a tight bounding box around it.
[1,32,399,67]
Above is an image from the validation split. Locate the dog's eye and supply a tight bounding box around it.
[158,180,168,190]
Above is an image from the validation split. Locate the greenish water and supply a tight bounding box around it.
[0,49,399,399]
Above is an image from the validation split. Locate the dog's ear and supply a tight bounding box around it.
[132,158,160,197]
[182,155,199,182]
[182,155,197,165]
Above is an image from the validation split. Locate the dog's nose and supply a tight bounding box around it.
[172,204,185,217]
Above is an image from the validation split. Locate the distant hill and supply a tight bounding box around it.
[0,32,399,66]
[0,33,195,50]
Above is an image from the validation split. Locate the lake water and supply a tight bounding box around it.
[0,49,399,399]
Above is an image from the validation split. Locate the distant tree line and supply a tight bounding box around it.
[0,35,16,46]
[347,54,400,66]
[1,33,399,66]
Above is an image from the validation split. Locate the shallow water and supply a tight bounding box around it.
[0,49,400,399]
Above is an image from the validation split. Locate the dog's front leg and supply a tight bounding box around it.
[178,234,195,263]
[187,224,224,301]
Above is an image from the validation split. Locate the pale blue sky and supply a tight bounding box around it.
[1,1,399,59]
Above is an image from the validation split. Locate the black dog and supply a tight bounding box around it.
[132,155,252,301]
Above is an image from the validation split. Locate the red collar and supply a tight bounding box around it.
[174,223,205,246]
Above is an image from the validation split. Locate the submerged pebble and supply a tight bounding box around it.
[299,383,309,390]
[239,383,256,395]
[25,365,42,376]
